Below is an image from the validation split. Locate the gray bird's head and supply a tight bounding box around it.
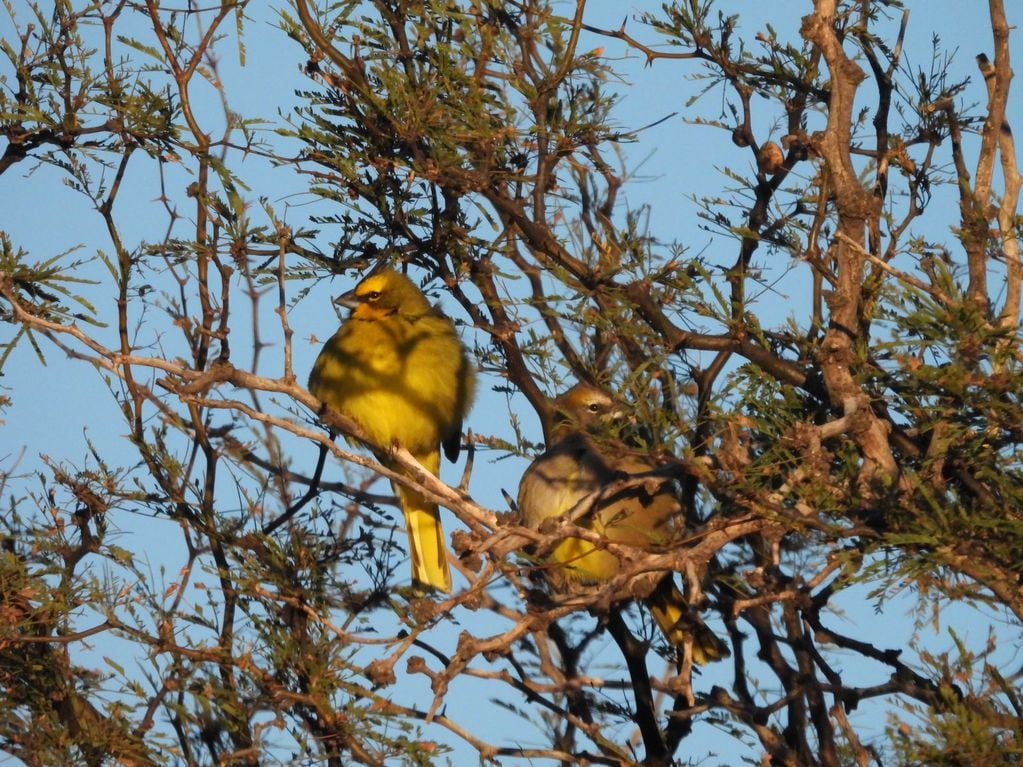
[550,383,622,437]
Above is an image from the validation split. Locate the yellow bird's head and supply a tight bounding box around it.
[335,269,434,321]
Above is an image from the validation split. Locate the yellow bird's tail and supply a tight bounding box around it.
[647,577,729,665]
[392,449,452,593]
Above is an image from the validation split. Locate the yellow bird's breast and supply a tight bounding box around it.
[309,312,473,455]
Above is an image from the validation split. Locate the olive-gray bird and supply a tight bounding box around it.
[517,383,728,664]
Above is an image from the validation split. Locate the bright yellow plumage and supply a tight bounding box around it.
[517,383,728,664]
[309,269,476,592]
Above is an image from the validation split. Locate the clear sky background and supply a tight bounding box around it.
[2,1,1021,764]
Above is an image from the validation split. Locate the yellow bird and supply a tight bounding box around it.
[308,269,476,592]
[517,383,728,664]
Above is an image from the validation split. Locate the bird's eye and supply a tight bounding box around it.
[365,291,381,301]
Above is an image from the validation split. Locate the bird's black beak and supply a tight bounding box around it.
[333,289,360,312]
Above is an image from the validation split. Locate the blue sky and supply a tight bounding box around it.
[2,1,1021,764]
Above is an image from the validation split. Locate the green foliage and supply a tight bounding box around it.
[889,631,1023,766]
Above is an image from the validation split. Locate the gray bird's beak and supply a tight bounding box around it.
[333,289,359,312]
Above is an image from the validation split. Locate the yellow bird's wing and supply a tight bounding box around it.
[440,345,474,463]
